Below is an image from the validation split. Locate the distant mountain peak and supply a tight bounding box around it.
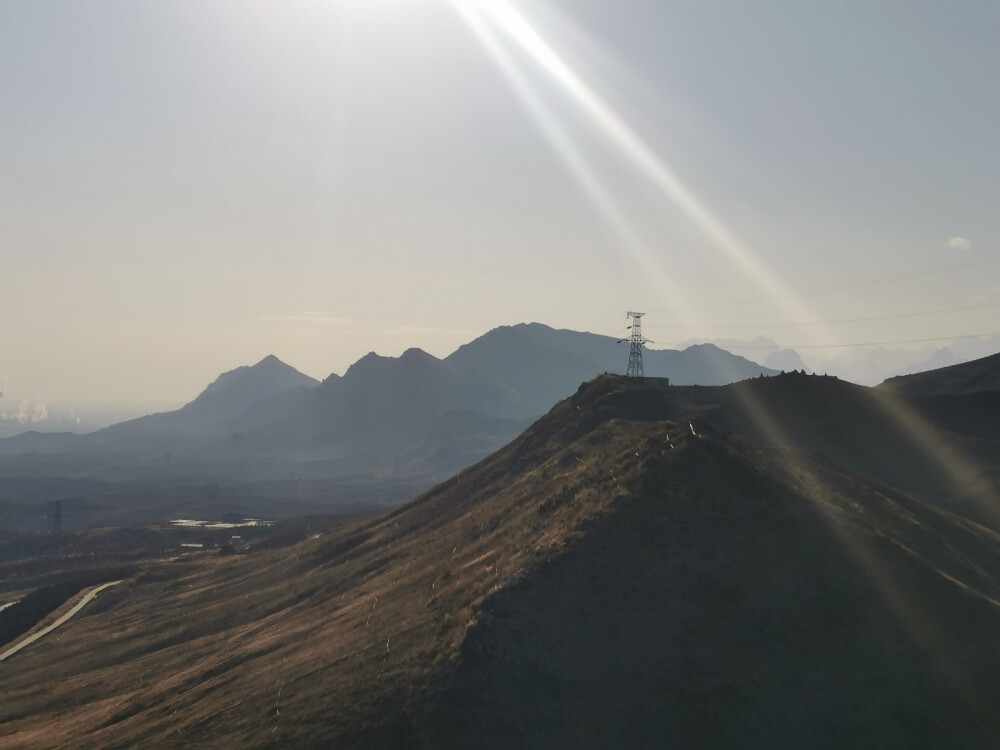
[181,356,319,421]
[344,351,391,378]
[346,348,441,377]
[764,348,811,374]
[401,347,431,357]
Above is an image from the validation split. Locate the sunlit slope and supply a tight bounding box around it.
[1,376,999,748]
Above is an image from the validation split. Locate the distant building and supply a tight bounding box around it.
[644,376,670,386]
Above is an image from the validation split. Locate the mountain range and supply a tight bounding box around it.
[682,334,1000,385]
[3,365,999,747]
[0,323,776,489]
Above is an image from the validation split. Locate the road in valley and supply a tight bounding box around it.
[0,581,123,662]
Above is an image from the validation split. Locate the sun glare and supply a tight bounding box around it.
[452,4,1000,691]
[449,0,698,327]
[451,0,841,347]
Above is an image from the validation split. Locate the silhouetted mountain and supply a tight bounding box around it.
[258,348,519,455]
[239,325,776,473]
[0,356,317,459]
[694,335,1000,386]
[874,352,1000,448]
[764,347,811,373]
[880,351,1000,396]
[676,335,780,365]
[911,346,961,374]
[0,326,775,473]
[100,354,319,435]
[177,354,319,423]
[445,323,776,416]
[5,325,995,522]
[0,430,83,456]
[6,375,999,747]
[567,370,1000,529]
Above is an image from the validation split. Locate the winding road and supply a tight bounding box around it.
[0,580,123,662]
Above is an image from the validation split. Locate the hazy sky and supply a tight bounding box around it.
[2,0,998,408]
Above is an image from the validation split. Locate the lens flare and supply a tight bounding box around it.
[723,379,996,713]
[450,8,1000,656]
[449,0,696,326]
[460,0,837,345]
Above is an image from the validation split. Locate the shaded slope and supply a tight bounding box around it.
[880,351,1000,396]
[1,377,999,747]
[593,372,1000,528]
[424,429,1000,748]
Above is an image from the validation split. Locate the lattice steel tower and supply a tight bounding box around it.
[624,311,648,378]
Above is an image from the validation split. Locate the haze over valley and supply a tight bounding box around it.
[3,358,1000,747]
[2,1,999,747]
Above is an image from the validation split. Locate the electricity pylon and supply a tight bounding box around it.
[620,311,649,378]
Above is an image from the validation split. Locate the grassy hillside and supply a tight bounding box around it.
[881,351,1000,396]
[1,376,999,748]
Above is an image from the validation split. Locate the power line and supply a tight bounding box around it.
[643,300,1000,331]
[680,330,1000,350]
[641,259,988,315]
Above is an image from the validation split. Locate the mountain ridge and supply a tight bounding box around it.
[2,374,999,747]
[0,324,778,486]
[180,354,320,422]
[880,351,1000,396]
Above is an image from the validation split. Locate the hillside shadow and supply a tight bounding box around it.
[420,437,1000,749]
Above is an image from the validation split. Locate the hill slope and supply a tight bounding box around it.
[880,351,1000,396]
[584,371,1000,529]
[2,376,999,748]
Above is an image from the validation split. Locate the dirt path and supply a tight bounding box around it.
[0,581,123,662]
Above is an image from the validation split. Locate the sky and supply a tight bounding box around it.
[2,0,998,411]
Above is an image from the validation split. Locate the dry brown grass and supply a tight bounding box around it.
[1,375,999,748]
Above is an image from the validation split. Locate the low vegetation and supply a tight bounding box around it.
[0,567,136,650]
[1,375,998,748]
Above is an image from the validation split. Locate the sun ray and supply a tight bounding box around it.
[874,386,1000,527]
[721,379,994,713]
[452,3,1000,577]
[461,0,840,345]
[449,0,697,327]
